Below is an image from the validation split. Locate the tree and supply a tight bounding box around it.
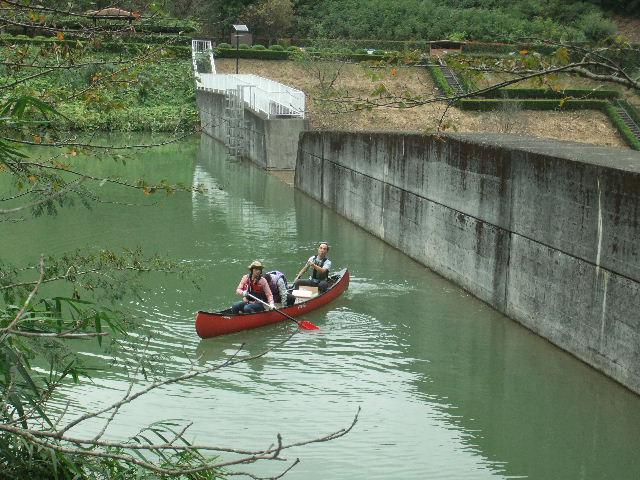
[242,0,294,46]
[0,2,357,478]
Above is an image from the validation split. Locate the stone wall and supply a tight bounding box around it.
[296,131,640,394]
[196,90,306,170]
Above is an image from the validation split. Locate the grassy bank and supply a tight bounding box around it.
[0,44,198,133]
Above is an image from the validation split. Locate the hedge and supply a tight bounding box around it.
[477,88,621,100]
[293,38,429,52]
[463,42,563,56]
[457,98,607,111]
[617,99,640,127]
[214,48,290,60]
[426,66,455,97]
[603,102,640,150]
[213,47,392,63]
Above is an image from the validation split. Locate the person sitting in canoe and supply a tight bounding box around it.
[264,270,295,307]
[232,260,275,314]
[293,242,332,293]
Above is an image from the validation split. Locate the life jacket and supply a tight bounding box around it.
[245,275,267,302]
[266,270,288,303]
[311,256,328,281]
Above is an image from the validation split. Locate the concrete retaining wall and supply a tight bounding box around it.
[196,90,306,170]
[296,131,640,394]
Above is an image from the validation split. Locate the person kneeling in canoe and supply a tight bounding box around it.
[232,261,275,314]
[293,242,332,293]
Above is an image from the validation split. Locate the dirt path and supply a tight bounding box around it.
[216,58,628,149]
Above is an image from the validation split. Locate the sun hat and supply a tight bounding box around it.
[248,260,263,269]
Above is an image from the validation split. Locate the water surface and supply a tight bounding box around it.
[4,133,640,479]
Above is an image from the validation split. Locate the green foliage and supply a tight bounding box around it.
[478,88,621,99]
[252,44,267,50]
[217,42,232,49]
[603,102,640,150]
[0,46,197,132]
[458,98,608,111]
[270,44,285,51]
[427,66,455,97]
[214,47,291,60]
[293,0,615,43]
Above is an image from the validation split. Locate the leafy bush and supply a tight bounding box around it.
[427,66,455,97]
[238,43,250,49]
[603,102,640,150]
[287,46,300,52]
[457,98,607,111]
[214,48,290,60]
[270,44,285,51]
[478,88,621,100]
[217,42,232,48]
[252,44,266,50]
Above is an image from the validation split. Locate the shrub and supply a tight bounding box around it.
[287,46,300,52]
[427,66,455,97]
[238,43,250,49]
[217,42,231,48]
[214,48,290,60]
[269,44,284,51]
[252,44,266,50]
[478,88,621,100]
[603,103,640,150]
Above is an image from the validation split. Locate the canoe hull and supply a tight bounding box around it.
[195,269,349,338]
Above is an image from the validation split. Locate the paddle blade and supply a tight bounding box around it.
[298,320,320,330]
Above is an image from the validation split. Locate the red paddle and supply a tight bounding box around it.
[245,293,320,330]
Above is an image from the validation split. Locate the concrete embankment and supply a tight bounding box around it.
[296,130,640,394]
[196,90,306,170]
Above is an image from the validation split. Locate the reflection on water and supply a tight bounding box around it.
[5,133,640,479]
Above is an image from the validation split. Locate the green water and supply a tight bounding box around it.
[4,133,640,479]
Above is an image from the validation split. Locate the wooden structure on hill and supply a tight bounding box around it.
[85,8,141,23]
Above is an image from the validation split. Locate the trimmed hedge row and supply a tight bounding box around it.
[457,98,606,111]
[463,42,565,56]
[426,66,455,97]
[213,47,392,62]
[458,98,640,150]
[478,88,621,100]
[214,48,291,60]
[603,102,640,150]
[293,38,430,52]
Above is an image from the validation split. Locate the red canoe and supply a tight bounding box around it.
[195,269,350,338]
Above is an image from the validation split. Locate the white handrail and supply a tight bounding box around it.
[197,73,305,119]
[191,39,216,76]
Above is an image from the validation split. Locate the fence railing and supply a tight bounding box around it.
[197,73,305,119]
[191,39,216,75]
